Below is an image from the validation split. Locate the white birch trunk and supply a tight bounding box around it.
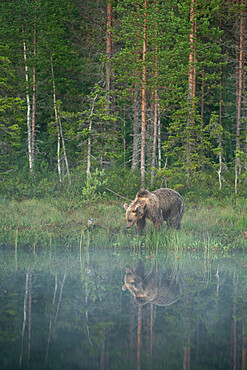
[51,55,62,182]
[58,112,71,186]
[87,94,97,179]
[31,12,37,167]
[218,151,222,191]
[51,55,71,186]
[23,42,33,174]
[235,0,244,194]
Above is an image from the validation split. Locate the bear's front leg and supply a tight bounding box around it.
[153,221,162,230]
[136,217,146,234]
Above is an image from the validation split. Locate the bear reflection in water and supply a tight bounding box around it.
[122,260,183,306]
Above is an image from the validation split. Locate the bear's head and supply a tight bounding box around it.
[122,266,147,298]
[124,202,146,228]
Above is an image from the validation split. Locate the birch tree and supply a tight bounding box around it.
[51,54,71,186]
[23,40,33,174]
[235,0,245,194]
[140,0,147,187]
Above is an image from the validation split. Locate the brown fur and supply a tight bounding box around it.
[124,188,185,233]
[122,261,182,306]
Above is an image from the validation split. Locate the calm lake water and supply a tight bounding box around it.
[0,245,247,370]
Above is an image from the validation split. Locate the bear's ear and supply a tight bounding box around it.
[125,266,134,274]
[124,203,129,210]
[134,260,145,279]
[137,189,149,199]
[133,205,141,214]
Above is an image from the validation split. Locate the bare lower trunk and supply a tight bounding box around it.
[218,64,223,190]
[151,31,158,186]
[106,0,112,104]
[201,66,205,128]
[87,94,97,178]
[186,0,197,184]
[31,10,37,167]
[23,42,33,174]
[51,55,62,182]
[235,0,244,194]
[188,0,197,106]
[157,105,161,169]
[58,113,71,185]
[140,0,147,187]
[51,55,71,185]
[132,87,140,170]
[123,109,126,167]
[218,151,222,190]
[150,90,158,186]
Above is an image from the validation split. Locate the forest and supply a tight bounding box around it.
[0,0,246,198]
[1,4,247,366]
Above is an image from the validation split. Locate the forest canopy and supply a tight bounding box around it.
[0,0,246,198]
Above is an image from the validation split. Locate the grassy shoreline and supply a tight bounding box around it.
[0,196,247,252]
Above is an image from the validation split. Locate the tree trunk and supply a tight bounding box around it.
[87,94,97,178]
[58,113,71,186]
[201,66,205,128]
[218,64,223,190]
[188,0,197,106]
[51,55,71,185]
[235,0,244,194]
[186,0,197,184]
[51,55,62,182]
[23,41,33,174]
[150,90,158,186]
[151,31,158,186]
[106,1,112,97]
[123,109,126,167]
[31,7,37,168]
[157,105,161,170]
[141,0,147,188]
[131,86,140,170]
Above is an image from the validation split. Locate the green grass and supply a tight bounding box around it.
[0,195,246,252]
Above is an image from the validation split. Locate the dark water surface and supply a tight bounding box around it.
[0,245,247,370]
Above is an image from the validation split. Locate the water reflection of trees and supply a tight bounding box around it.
[0,248,247,369]
[122,258,247,370]
[122,260,183,369]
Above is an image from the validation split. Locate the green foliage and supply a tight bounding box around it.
[77,84,121,165]
[81,169,108,204]
[0,49,24,174]
[105,167,141,199]
[0,0,246,197]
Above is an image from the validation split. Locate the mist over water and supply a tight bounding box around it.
[0,245,246,369]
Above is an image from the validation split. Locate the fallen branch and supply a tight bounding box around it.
[105,187,132,202]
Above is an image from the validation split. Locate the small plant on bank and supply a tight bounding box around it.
[81,169,108,204]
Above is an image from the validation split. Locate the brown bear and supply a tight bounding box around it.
[122,261,183,306]
[124,188,185,233]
